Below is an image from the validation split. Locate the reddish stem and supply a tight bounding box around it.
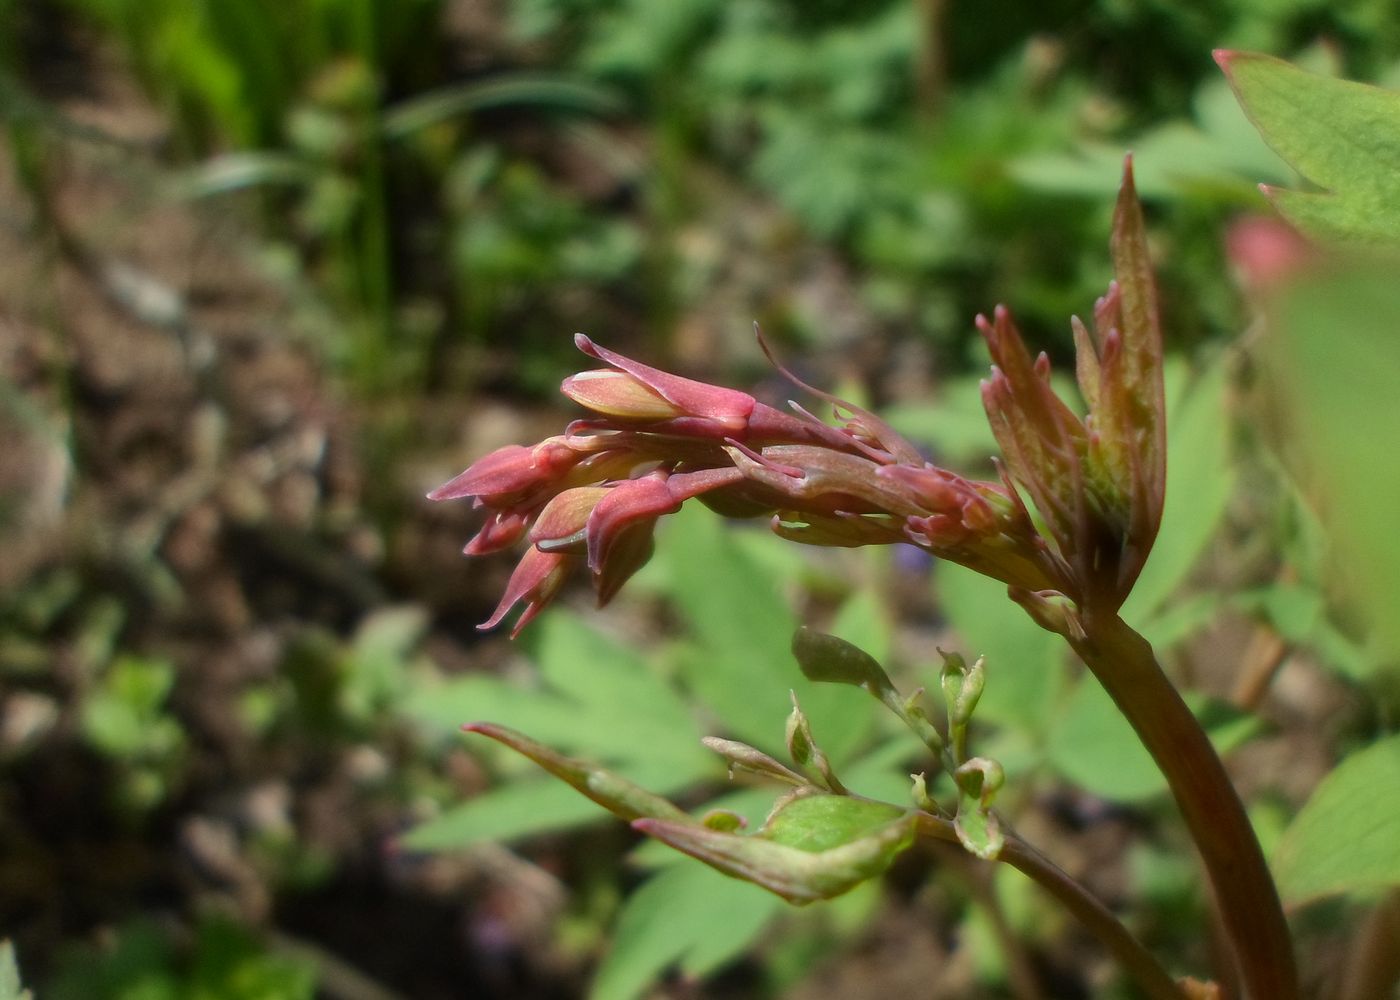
[1070,609,1298,1000]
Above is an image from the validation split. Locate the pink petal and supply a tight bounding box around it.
[573,334,755,431]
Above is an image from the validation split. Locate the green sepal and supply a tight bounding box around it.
[634,794,917,905]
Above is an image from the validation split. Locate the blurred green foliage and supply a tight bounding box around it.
[48,918,316,1000]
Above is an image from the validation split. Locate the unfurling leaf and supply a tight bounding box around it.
[940,650,985,729]
[467,724,915,904]
[635,794,916,904]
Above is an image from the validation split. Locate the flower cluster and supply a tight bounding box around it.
[432,160,1164,634]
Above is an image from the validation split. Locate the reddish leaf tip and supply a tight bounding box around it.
[1212,49,1235,70]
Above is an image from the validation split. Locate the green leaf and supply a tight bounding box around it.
[1274,735,1400,904]
[402,610,714,779]
[760,795,907,853]
[382,73,623,140]
[463,723,689,823]
[402,722,708,852]
[1218,50,1400,242]
[589,861,783,1000]
[1046,678,1261,803]
[530,612,709,770]
[636,793,915,904]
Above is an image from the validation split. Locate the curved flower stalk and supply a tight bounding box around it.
[431,158,1296,999]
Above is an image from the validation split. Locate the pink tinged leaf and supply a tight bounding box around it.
[560,369,687,421]
[1108,156,1166,517]
[873,465,962,514]
[464,511,530,555]
[959,495,998,535]
[1074,321,1103,408]
[905,513,970,548]
[573,334,756,432]
[478,547,576,637]
[429,445,534,501]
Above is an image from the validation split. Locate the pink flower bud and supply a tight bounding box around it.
[560,370,689,421]
[572,334,756,432]
[529,487,611,553]
[479,547,577,637]
[428,437,581,505]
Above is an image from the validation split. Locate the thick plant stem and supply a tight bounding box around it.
[913,814,1183,999]
[1070,610,1298,1000]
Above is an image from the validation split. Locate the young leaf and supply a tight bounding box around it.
[953,757,1005,860]
[1217,50,1400,242]
[635,794,916,904]
[1273,734,1400,905]
[791,627,894,695]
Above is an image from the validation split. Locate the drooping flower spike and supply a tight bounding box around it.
[432,159,1165,633]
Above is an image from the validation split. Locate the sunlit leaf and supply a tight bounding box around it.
[1219,51,1400,242]
[1274,735,1400,904]
[589,861,783,1000]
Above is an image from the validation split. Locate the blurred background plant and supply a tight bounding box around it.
[1,0,1399,996]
